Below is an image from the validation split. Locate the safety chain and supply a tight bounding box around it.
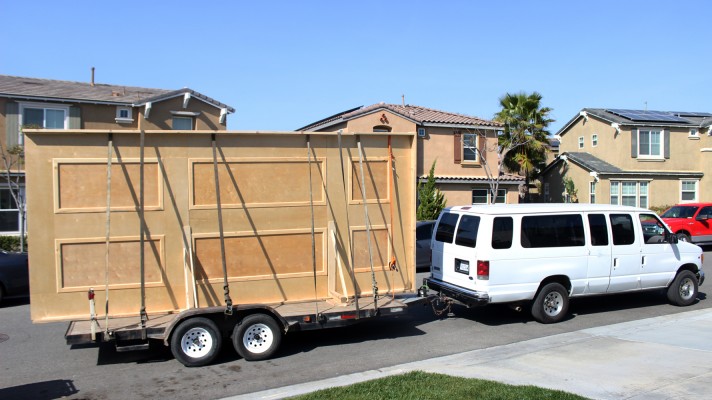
[430,295,454,317]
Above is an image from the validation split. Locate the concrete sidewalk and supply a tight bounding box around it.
[225,308,712,400]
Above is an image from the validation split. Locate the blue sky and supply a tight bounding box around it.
[2,1,710,134]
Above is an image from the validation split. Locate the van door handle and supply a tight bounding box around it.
[641,256,646,267]
[613,258,618,268]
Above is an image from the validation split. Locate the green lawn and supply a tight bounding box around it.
[290,371,589,400]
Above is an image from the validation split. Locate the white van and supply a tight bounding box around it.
[425,204,705,323]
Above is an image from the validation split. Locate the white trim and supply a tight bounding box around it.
[578,136,584,149]
[170,111,201,117]
[688,128,699,139]
[183,92,191,108]
[591,133,598,147]
[637,127,664,160]
[144,102,152,119]
[679,179,699,203]
[115,106,134,124]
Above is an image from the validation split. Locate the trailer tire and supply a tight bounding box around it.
[233,314,282,361]
[170,317,222,367]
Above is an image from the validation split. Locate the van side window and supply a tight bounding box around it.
[521,214,585,248]
[434,212,459,243]
[455,215,480,248]
[587,214,609,246]
[610,214,635,245]
[639,213,666,244]
[492,217,513,249]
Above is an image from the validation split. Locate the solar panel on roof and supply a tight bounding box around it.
[606,109,690,123]
[670,112,712,118]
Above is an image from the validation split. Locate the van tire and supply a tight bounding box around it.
[667,270,698,306]
[531,283,569,324]
[233,314,282,361]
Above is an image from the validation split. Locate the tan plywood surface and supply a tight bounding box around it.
[25,130,416,322]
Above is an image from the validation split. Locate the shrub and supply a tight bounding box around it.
[0,235,27,252]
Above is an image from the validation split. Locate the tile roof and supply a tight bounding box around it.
[540,152,703,178]
[0,74,234,112]
[564,152,623,174]
[557,108,711,135]
[419,174,524,184]
[297,103,501,131]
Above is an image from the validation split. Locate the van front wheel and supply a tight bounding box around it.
[531,283,569,324]
[667,270,698,306]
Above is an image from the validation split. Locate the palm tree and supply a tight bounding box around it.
[494,92,554,202]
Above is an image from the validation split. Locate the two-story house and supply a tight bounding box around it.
[0,73,234,235]
[540,108,711,208]
[297,103,523,207]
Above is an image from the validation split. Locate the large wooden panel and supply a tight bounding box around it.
[56,160,161,212]
[192,158,324,208]
[58,237,163,290]
[351,159,388,202]
[194,231,325,280]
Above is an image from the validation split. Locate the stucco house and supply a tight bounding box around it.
[297,103,524,207]
[0,73,234,235]
[539,108,711,208]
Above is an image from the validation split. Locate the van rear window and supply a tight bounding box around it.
[521,214,585,248]
[455,215,480,248]
[435,212,459,243]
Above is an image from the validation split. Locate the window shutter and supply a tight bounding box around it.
[630,128,638,158]
[68,106,81,129]
[663,129,670,159]
[453,131,461,164]
[5,101,19,147]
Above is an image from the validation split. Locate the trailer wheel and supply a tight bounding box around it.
[667,270,698,306]
[531,282,569,324]
[170,317,222,367]
[233,314,282,361]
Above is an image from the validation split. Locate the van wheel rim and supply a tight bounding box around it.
[679,277,695,300]
[242,323,274,354]
[181,327,213,358]
[543,292,563,316]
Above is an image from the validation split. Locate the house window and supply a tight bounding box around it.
[589,181,596,204]
[578,136,584,149]
[463,133,478,162]
[472,188,505,204]
[592,134,598,147]
[115,107,133,123]
[681,180,698,202]
[372,125,391,132]
[610,181,649,208]
[417,128,426,137]
[172,117,193,130]
[20,103,68,129]
[638,128,662,158]
[689,128,698,138]
[0,187,22,234]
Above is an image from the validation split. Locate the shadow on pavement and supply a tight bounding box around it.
[0,379,78,400]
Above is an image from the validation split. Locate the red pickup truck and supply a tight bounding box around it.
[660,203,712,245]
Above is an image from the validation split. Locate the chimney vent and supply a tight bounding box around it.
[91,67,95,86]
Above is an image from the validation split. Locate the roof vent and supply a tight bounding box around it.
[111,91,122,97]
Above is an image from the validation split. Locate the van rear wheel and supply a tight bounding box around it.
[531,283,569,324]
[667,270,698,306]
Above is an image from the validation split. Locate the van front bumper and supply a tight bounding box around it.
[698,269,705,286]
[423,277,490,307]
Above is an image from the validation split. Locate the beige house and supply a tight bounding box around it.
[298,103,524,207]
[540,108,712,208]
[0,74,234,235]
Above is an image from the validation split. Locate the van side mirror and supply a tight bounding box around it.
[668,233,678,244]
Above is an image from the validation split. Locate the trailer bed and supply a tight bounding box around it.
[66,296,412,345]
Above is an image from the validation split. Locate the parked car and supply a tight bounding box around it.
[660,203,712,245]
[0,250,29,304]
[416,220,436,271]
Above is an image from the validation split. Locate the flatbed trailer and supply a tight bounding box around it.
[26,129,417,366]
